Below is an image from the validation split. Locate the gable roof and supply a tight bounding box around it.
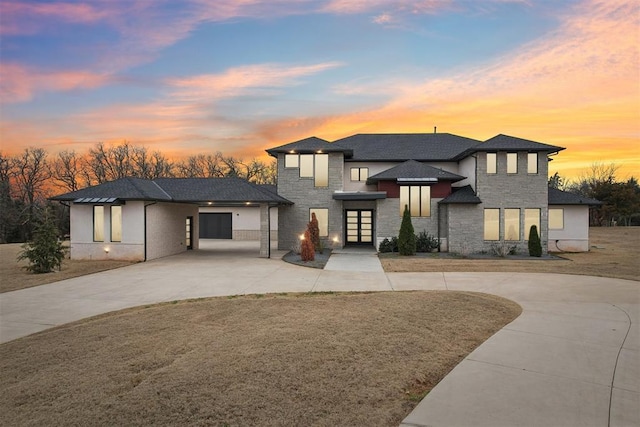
[333,133,481,161]
[439,185,482,204]
[265,136,352,156]
[477,134,565,153]
[367,160,465,184]
[51,177,292,205]
[548,187,602,206]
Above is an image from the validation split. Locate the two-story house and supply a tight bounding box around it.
[267,133,598,254]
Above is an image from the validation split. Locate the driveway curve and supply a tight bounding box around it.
[1,241,638,426]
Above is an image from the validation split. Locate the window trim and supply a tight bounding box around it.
[110,205,122,242]
[507,152,518,174]
[93,205,104,242]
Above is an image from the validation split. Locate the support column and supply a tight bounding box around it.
[259,203,269,258]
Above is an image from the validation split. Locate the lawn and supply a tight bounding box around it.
[0,292,520,426]
[380,227,639,281]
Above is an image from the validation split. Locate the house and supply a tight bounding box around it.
[547,187,602,252]
[51,177,290,261]
[266,133,599,254]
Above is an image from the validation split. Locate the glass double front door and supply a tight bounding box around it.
[345,210,373,245]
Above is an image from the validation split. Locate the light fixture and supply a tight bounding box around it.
[207,201,213,205]
[332,236,339,243]
[104,247,110,254]
[299,234,305,240]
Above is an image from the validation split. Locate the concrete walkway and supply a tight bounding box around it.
[0,241,638,426]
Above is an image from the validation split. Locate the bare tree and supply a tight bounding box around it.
[175,153,225,178]
[12,147,51,239]
[0,152,18,242]
[51,150,83,192]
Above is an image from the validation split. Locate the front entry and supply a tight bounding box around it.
[345,209,373,245]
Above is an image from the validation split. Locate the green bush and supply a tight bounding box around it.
[528,225,542,257]
[398,205,416,256]
[379,237,398,253]
[17,210,67,274]
[416,230,439,252]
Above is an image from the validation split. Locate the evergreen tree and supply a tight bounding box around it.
[528,225,542,257]
[17,209,67,273]
[309,212,321,252]
[398,204,416,256]
[300,229,315,262]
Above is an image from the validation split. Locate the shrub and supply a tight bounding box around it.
[308,213,321,252]
[491,241,517,257]
[398,205,416,256]
[528,225,542,257]
[415,230,439,252]
[17,210,67,274]
[300,229,315,261]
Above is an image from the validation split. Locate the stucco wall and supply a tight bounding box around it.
[548,205,590,252]
[69,201,145,261]
[146,202,199,260]
[199,206,278,241]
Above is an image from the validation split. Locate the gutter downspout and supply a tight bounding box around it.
[437,202,441,253]
[143,202,157,261]
[268,205,272,259]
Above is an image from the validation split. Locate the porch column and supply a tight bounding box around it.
[259,203,269,258]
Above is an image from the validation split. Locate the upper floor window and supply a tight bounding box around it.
[549,208,564,230]
[487,153,497,174]
[111,205,122,242]
[527,153,538,174]
[294,153,328,187]
[507,153,518,174]
[94,206,104,242]
[285,154,299,168]
[350,167,369,182]
[400,186,431,217]
[299,154,314,177]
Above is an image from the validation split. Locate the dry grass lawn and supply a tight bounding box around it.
[0,243,135,293]
[0,292,520,426]
[381,227,639,281]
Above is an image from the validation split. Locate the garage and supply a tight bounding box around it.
[199,213,232,239]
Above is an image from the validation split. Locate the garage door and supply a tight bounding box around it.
[199,213,232,239]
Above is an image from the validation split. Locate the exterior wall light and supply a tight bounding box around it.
[299,234,305,240]
[104,247,110,254]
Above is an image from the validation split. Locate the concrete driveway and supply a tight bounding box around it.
[1,240,638,426]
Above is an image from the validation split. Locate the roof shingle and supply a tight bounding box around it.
[367,160,465,183]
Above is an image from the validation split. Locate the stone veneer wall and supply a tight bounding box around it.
[276,152,344,250]
[375,197,441,249]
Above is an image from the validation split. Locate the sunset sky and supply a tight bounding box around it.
[1,0,638,180]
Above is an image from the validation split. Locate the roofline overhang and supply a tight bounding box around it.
[332,191,387,201]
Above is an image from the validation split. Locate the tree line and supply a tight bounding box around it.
[0,142,276,243]
[549,163,640,227]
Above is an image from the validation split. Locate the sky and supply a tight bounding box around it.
[1,0,638,180]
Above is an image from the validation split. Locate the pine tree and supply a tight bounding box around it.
[398,204,416,256]
[528,225,542,257]
[17,209,67,273]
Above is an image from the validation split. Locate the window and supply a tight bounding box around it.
[111,206,122,242]
[299,154,314,178]
[527,153,538,174]
[524,208,540,240]
[400,186,431,217]
[487,153,497,174]
[507,153,518,174]
[314,154,328,187]
[93,206,104,242]
[504,209,520,241]
[549,208,564,230]
[310,208,328,237]
[484,209,500,240]
[285,154,299,168]
[350,167,369,182]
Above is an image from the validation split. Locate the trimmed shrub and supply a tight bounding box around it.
[416,230,439,252]
[17,210,67,274]
[398,205,416,256]
[528,225,542,257]
[300,229,315,261]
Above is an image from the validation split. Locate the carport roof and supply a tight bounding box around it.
[51,177,292,205]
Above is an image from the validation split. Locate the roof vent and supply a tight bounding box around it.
[434,126,437,134]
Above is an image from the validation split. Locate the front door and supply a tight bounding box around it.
[345,210,373,245]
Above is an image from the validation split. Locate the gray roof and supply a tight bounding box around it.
[477,134,565,153]
[367,160,465,184]
[548,187,602,206]
[334,133,481,161]
[51,177,292,205]
[266,136,352,156]
[439,185,482,204]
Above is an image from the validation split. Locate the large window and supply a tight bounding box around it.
[350,167,369,182]
[527,153,538,174]
[293,153,328,187]
[504,209,520,241]
[285,154,299,168]
[400,186,431,217]
[299,154,314,178]
[507,153,518,174]
[549,208,564,230]
[111,206,122,242]
[314,154,328,187]
[310,208,328,237]
[487,153,497,174]
[524,208,540,240]
[484,209,500,240]
[93,206,104,242]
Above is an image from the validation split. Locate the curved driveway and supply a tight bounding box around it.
[1,241,638,426]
